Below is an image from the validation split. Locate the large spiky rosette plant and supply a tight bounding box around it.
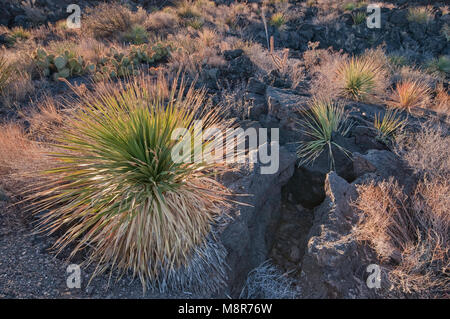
[27,73,236,290]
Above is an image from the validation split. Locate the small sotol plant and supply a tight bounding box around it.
[388,80,431,111]
[296,98,352,170]
[373,109,405,145]
[336,54,386,101]
[269,12,287,29]
[28,74,234,290]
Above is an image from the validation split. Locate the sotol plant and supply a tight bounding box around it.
[336,55,385,101]
[297,98,353,170]
[28,75,234,290]
[373,109,405,145]
[388,80,431,111]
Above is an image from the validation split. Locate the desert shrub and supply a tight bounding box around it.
[146,11,180,31]
[27,74,234,290]
[373,109,405,145]
[442,24,450,42]
[270,12,287,29]
[432,83,449,114]
[239,261,298,299]
[5,27,31,46]
[0,56,12,94]
[407,7,434,24]
[122,24,149,44]
[177,0,201,19]
[353,177,449,297]
[336,51,387,101]
[388,80,431,111]
[394,122,450,179]
[296,98,352,170]
[352,12,366,25]
[85,3,146,39]
[426,56,450,77]
[0,123,49,192]
[311,48,387,101]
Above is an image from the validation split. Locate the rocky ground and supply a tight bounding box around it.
[0,0,448,298]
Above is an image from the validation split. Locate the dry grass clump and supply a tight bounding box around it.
[145,10,180,32]
[26,74,234,291]
[407,7,434,24]
[309,48,388,101]
[84,3,146,39]
[0,50,35,108]
[0,123,49,192]
[431,83,449,115]
[239,261,298,299]
[387,80,431,111]
[0,55,12,94]
[167,30,225,76]
[353,178,449,297]
[394,122,450,179]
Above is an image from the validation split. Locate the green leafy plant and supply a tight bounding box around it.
[336,55,385,101]
[297,98,353,170]
[373,109,405,145]
[34,48,95,81]
[27,74,234,289]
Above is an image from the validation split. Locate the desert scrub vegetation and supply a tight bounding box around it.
[34,47,95,81]
[26,74,235,291]
[394,122,450,179]
[296,98,352,170]
[84,3,146,39]
[373,109,405,145]
[239,261,298,299]
[387,80,431,111]
[269,12,287,29]
[426,56,450,78]
[407,7,434,24]
[0,56,12,94]
[336,51,387,101]
[310,48,388,101]
[353,177,449,297]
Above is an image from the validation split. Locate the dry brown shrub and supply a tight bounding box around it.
[353,177,449,297]
[394,122,450,179]
[84,3,146,39]
[0,123,49,192]
[431,83,449,115]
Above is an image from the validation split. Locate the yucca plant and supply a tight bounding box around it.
[336,55,385,101]
[296,98,353,170]
[27,74,234,290]
[352,12,366,25]
[373,109,405,145]
[388,80,431,111]
[270,12,287,29]
[0,56,12,94]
